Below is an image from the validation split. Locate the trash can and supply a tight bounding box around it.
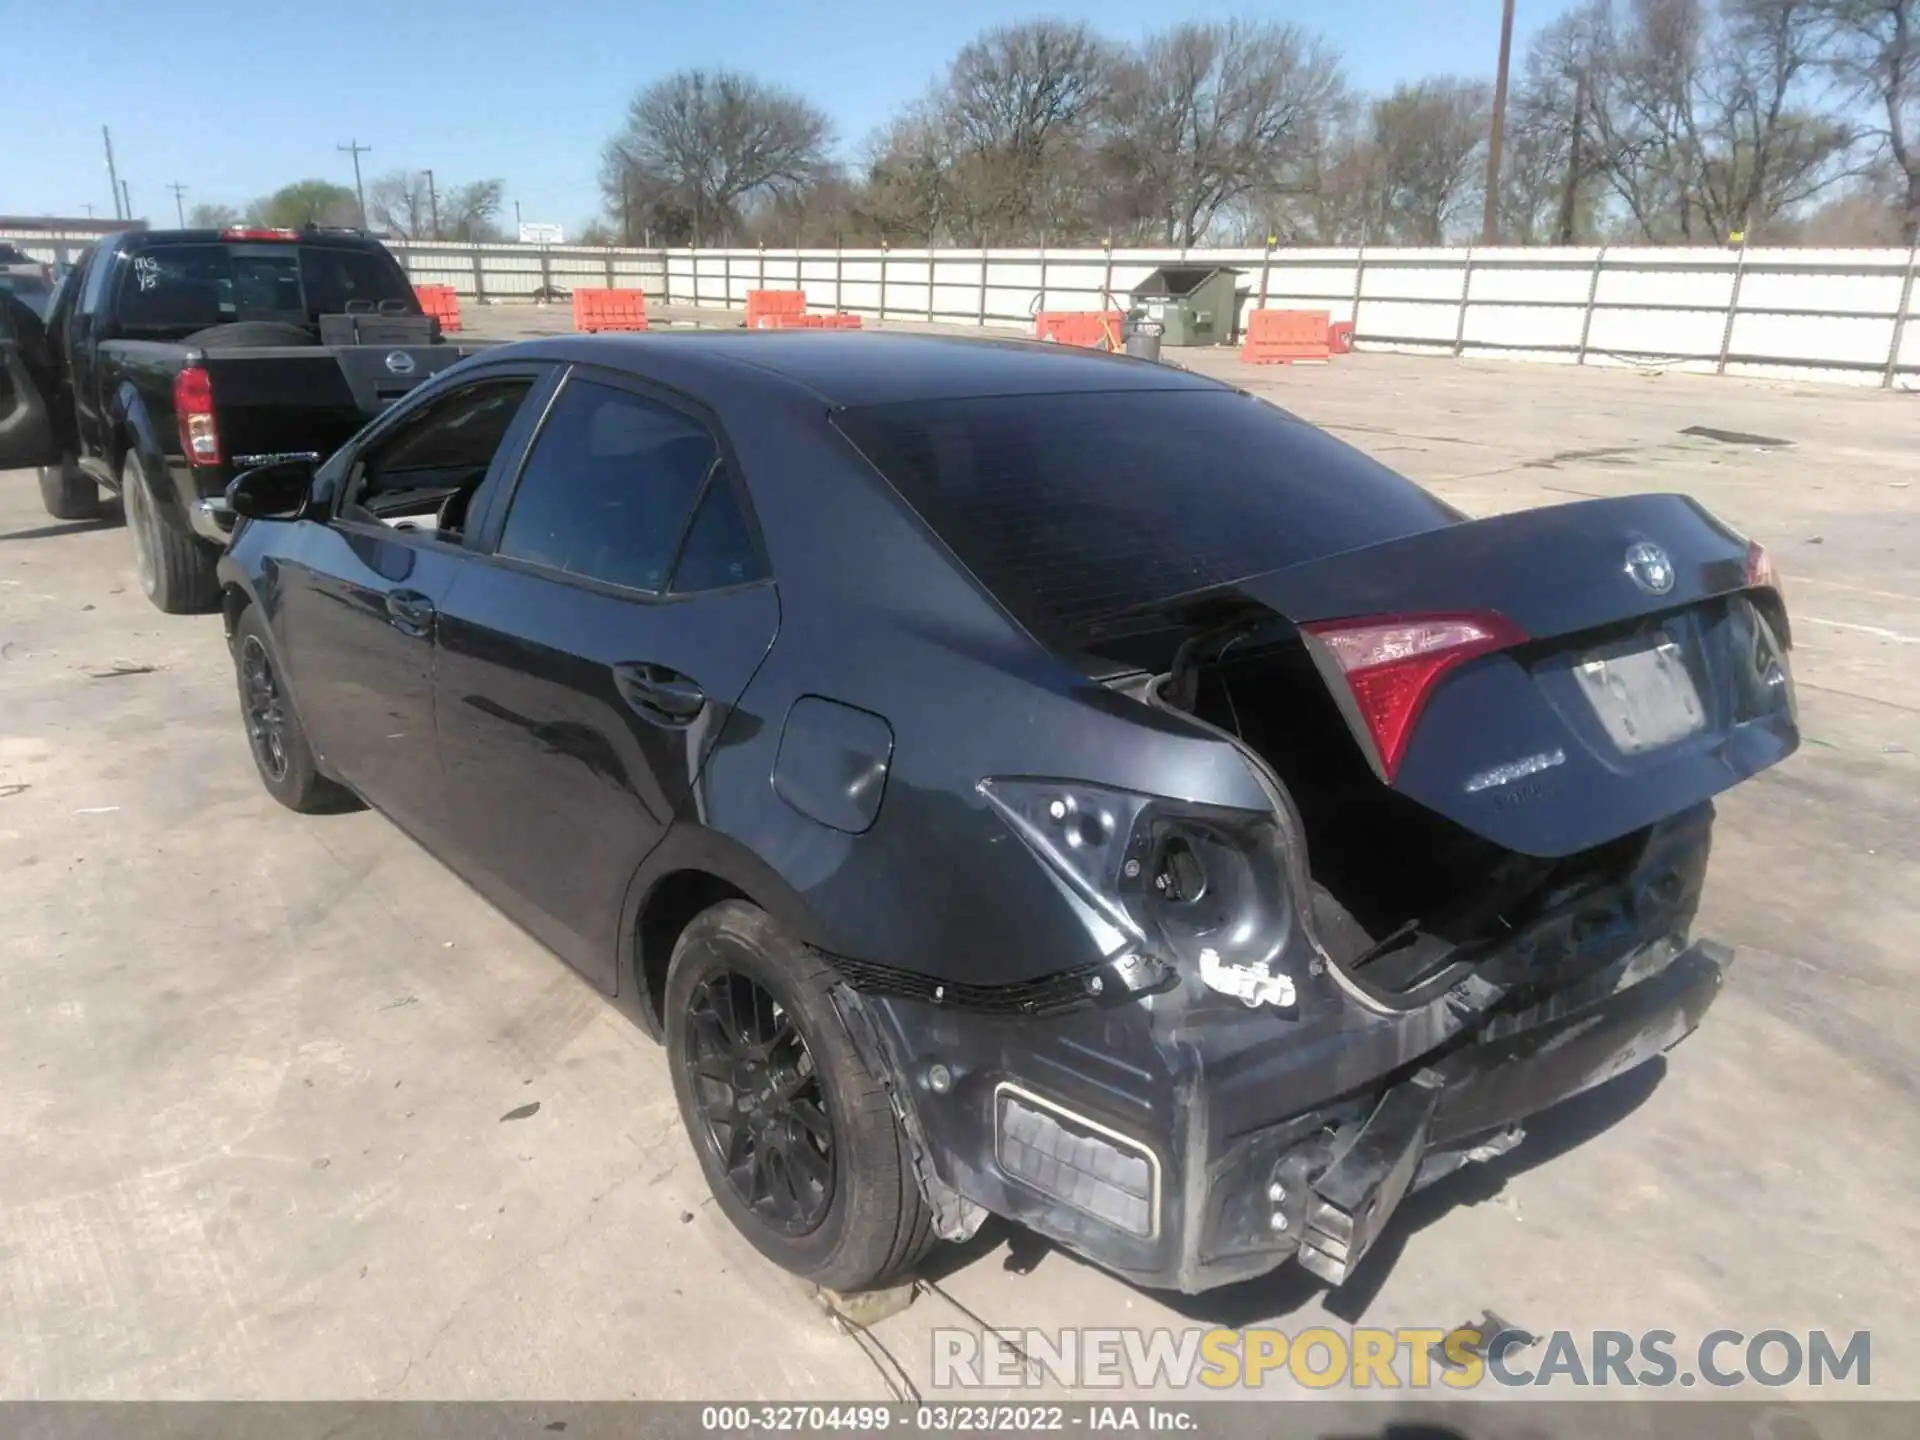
[1124,318,1164,363]
[1128,267,1241,346]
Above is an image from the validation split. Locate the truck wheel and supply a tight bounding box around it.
[232,605,355,813]
[37,457,100,521]
[665,901,936,1293]
[123,450,219,614]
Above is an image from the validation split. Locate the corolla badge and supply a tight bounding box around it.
[384,350,417,375]
[1624,541,1675,595]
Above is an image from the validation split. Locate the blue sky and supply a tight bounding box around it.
[5,0,1577,234]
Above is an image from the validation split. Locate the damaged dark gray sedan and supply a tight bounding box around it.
[209,332,1799,1295]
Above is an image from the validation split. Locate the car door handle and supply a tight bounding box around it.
[613,662,707,727]
[386,589,435,637]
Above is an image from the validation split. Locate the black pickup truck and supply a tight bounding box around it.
[0,226,478,611]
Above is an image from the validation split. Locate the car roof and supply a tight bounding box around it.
[502,330,1230,408]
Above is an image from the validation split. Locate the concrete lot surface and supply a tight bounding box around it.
[1,325,1916,1402]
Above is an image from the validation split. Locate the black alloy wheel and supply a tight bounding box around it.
[682,969,835,1235]
[240,634,290,783]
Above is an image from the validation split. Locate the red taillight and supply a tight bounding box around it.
[219,226,300,241]
[173,365,221,466]
[1746,540,1783,598]
[1301,611,1529,782]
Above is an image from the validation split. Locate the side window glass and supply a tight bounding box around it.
[670,472,766,592]
[79,244,116,317]
[498,378,718,594]
[341,376,534,532]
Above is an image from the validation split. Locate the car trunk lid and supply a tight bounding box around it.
[1185,494,1799,858]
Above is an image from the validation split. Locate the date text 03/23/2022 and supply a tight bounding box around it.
[700,1405,1195,1432]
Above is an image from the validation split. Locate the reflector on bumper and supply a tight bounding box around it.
[995,1083,1160,1238]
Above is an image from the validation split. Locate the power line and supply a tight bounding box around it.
[167,181,188,227]
[338,139,372,228]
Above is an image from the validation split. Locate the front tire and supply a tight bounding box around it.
[666,901,935,1292]
[37,456,100,520]
[122,450,218,613]
[232,605,355,814]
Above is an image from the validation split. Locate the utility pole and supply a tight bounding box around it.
[337,139,372,227]
[1557,68,1588,245]
[168,181,188,227]
[83,203,96,219]
[102,126,123,219]
[425,168,440,241]
[514,199,522,235]
[121,180,133,223]
[1481,0,1518,246]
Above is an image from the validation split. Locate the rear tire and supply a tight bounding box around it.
[666,901,936,1293]
[232,605,356,813]
[37,456,100,520]
[123,450,219,614]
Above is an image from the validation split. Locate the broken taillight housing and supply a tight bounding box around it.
[173,365,221,466]
[977,778,1300,1011]
[1746,540,1783,599]
[1301,611,1529,784]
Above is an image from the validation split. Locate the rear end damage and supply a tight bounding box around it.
[837,803,1724,1292]
[832,494,1797,1294]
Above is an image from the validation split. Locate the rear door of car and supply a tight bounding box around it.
[432,363,778,991]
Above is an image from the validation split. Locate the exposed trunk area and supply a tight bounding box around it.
[1186,641,1648,996]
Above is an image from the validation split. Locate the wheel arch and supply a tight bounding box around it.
[620,823,837,1039]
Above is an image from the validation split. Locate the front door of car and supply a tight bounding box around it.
[270,368,551,840]
[0,292,67,472]
[432,368,778,991]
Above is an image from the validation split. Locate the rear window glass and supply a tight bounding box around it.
[115,243,411,331]
[836,389,1459,643]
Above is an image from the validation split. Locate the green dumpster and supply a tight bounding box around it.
[1127,267,1242,347]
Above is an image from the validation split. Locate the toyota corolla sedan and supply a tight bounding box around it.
[214,332,1798,1295]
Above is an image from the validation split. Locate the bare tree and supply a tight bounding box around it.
[601,69,832,245]
[935,22,1111,242]
[1101,21,1346,245]
[368,170,434,239]
[1367,79,1494,243]
[185,201,241,229]
[1820,0,1920,241]
[442,180,505,241]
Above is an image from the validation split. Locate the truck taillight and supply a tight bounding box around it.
[1301,611,1530,783]
[1747,540,1783,598]
[219,226,300,241]
[173,366,221,466]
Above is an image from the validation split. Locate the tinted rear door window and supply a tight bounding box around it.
[497,378,719,594]
[836,389,1460,641]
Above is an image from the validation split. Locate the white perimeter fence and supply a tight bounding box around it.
[8,228,1918,390]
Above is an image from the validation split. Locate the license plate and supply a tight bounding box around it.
[1574,633,1707,754]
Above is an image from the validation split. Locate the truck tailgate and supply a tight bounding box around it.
[204,344,478,462]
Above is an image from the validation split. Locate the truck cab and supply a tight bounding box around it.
[2,226,476,611]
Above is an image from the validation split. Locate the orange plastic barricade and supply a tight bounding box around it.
[753,313,825,330]
[414,284,463,334]
[821,314,863,329]
[1328,320,1356,355]
[573,288,651,333]
[745,289,807,329]
[1034,310,1124,350]
[1240,309,1330,364]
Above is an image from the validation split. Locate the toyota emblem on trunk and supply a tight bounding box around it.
[385,351,417,375]
[1624,541,1675,595]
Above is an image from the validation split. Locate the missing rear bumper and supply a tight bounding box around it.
[858,933,1729,1295]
